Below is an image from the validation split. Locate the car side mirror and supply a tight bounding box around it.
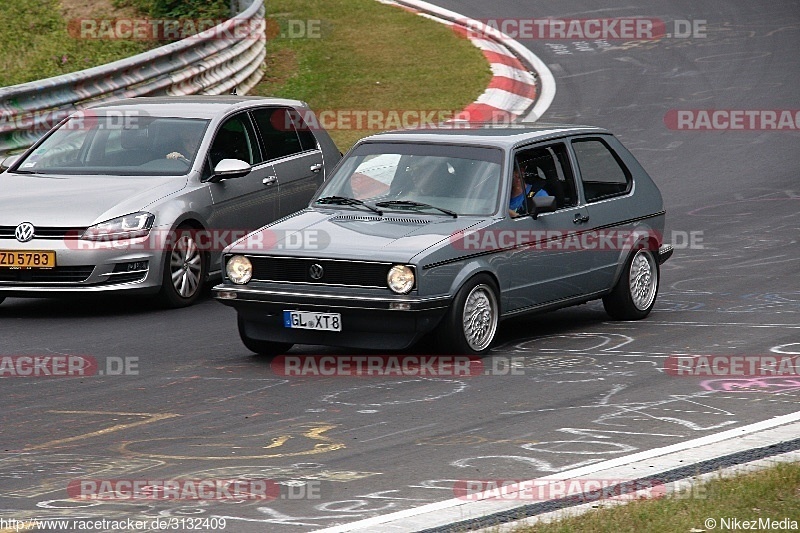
[526,195,557,220]
[0,155,21,172]
[208,158,252,183]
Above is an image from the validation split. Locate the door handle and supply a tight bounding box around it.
[310,164,322,173]
[573,213,590,224]
[262,176,278,186]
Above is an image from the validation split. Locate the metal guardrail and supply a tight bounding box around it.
[0,0,266,156]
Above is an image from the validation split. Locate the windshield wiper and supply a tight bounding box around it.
[316,196,383,215]
[375,200,458,218]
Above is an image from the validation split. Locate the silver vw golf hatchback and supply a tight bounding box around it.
[0,96,341,307]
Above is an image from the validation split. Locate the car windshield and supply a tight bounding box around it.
[314,142,504,216]
[15,114,210,176]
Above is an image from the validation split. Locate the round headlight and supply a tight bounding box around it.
[226,255,252,285]
[387,265,415,294]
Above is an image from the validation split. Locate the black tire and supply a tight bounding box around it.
[238,316,293,356]
[157,225,206,308]
[437,274,499,355]
[603,247,660,320]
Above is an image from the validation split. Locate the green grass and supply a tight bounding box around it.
[114,0,229,19]
[0,0,153,87]
[512,462,800,532]
[251,0,492,150]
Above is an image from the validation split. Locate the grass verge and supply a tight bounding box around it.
[250,0,492,150]
[0,0,153,87]
[512,462,800,532]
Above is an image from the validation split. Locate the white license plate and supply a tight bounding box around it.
[283,311,342,332]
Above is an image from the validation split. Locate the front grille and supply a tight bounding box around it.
[0,266,94,283]
[247,256,393,288]
[0,227,86,239]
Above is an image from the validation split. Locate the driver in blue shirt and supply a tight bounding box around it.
[509,164,548,217]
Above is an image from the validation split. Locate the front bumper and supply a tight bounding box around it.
[214,283,452,350]
[657,244,674,265]
[0,237,163,297]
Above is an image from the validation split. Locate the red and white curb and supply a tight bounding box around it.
[377,0,556,123]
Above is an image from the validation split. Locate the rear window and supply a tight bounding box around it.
[572,138,632,202]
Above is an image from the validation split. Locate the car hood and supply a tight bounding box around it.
[231,209,489,263]
[0,173,188,227]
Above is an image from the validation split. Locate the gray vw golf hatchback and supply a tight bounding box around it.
[215,124,673,354]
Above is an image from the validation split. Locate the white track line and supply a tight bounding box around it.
[313,411,800,532]
[483,448,800,532]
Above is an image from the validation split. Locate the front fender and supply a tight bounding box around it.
[419,258,501,315]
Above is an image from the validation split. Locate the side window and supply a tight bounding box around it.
[571,138,632,202]
[511,142,578,216]
[288,109,319,151]
[251,108,304,161]
[209,113,261,168]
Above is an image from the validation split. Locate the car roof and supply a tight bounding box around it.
[86,96,308,120]
[359,123,609,149]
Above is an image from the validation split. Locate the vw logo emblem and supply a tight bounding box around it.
[15,222,35,243]
[309,263,324,280]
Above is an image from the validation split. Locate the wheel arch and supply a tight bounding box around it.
[446,261,502,313]
[608,224,660,289]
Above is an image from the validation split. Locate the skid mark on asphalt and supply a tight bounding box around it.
[23,411,180,451]
[116,423,345,460]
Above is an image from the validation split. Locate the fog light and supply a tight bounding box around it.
[112,260,149,273]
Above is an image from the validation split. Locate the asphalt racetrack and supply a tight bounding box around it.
[1,0,798,531]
